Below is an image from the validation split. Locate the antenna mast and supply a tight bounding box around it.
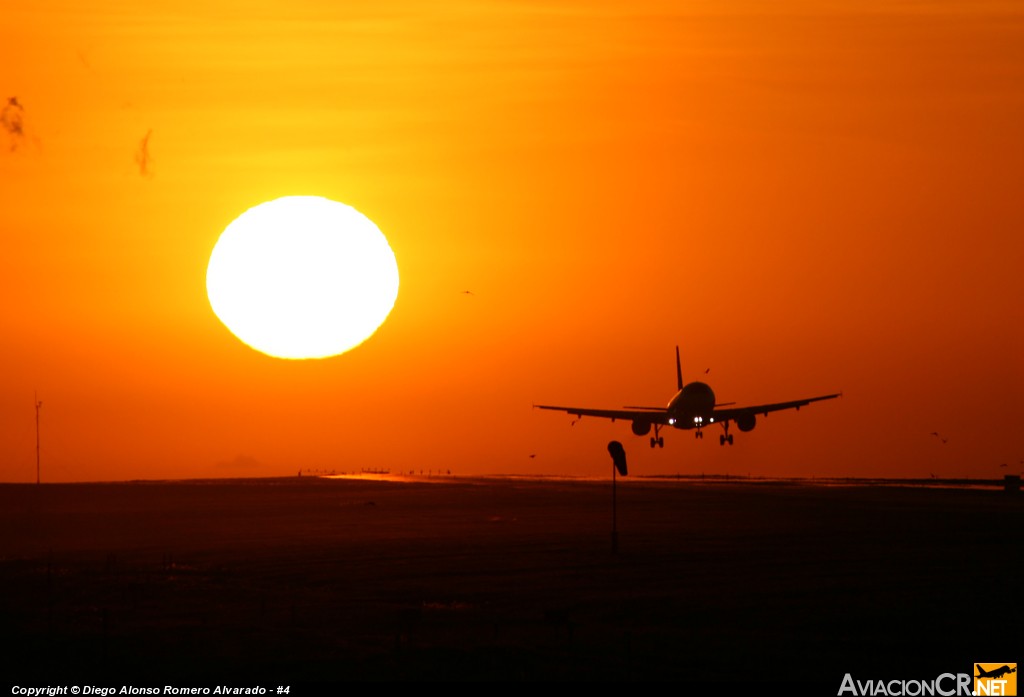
[35,393,42,485]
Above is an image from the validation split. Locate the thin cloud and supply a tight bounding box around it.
[1,97,25,151]
[135,129,153,176]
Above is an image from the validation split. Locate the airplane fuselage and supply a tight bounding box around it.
[666,381,716,429]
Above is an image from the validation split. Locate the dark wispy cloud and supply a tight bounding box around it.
[1,97,25,151]
[135,129,153,176]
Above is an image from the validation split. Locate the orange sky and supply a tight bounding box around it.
[2,1,1022,482]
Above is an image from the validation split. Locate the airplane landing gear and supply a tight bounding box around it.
[695,429,703,439]
[649,423,665,448]
[719,421,734,446]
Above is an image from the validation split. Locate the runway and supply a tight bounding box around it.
[1,476,1019,682]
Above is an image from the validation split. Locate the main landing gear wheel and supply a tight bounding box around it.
[649,423,665,448]
[719,434,734,446]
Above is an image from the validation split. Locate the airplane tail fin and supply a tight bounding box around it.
[675,346,683,391]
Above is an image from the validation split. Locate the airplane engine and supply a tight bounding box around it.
[631,420,652,436]
[736,413,756,432]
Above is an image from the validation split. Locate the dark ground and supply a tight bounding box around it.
[0,476,1020,683]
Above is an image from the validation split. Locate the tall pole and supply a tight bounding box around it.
[35,393,42,485]
[607,441,626,554]
[612,460,618,553]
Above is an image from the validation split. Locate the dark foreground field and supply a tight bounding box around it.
[1,476,1020,683]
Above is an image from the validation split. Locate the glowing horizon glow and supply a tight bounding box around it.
[206,196,399,359]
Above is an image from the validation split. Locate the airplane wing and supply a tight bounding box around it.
[711,393,841,422]
[533,404,670,424]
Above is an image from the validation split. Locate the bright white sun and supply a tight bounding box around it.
[206,196,399,359]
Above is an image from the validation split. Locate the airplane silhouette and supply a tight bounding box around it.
[976,665,1016,680]
[536,347,839,448]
